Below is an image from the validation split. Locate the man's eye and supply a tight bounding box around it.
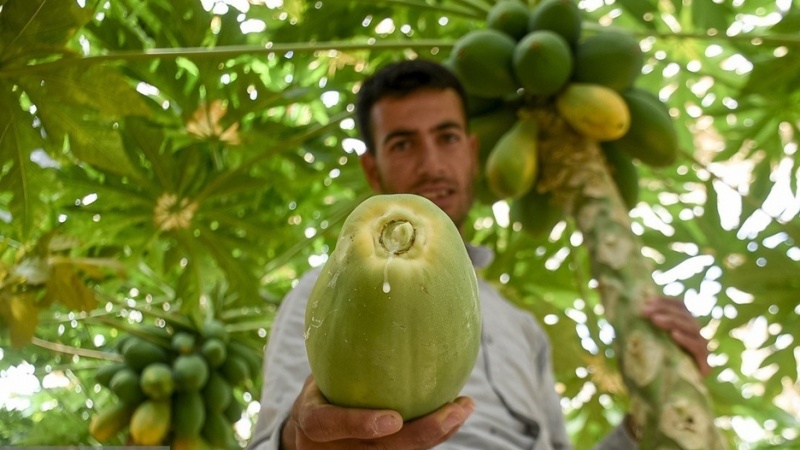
[442,133,461,144]
[390,140,411,152]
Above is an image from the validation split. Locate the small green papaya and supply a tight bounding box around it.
[305,194,481,421]
[171,331,197,355]
[485,113,539,199]
[513,30,573,96]
[470,105,520,205]
[528,0,582,47]
[122,337,170,372]
[95,362,128,388]
[470,105,520,161]
[172,391,206,438]
[487,0,531,40]
[611,88,679,167]
[452,29,519,98]
[202,371,233,413]
[109,368,145,405]
[202,412,236,450]
[140,362,175,400]
[173,354,210,391]
[510,187,564,238]
[601,141,640,210]
[573,31,644,92]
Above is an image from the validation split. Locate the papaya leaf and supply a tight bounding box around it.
[741,52,800,98]
[0,0,92,64]
[43,263,97,312]
[690,0,733,32]
[771,7,800,34]
[0,292,40,348]
[0,90,47,240]
[12,64,151,178]
[740,156,774,221]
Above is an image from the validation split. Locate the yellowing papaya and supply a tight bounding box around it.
[485,113,539,199]
[129,399,171,445]
[452,29,519,99]
[555,83,630,141]
[89,402,135,442]
[305,194,481,421]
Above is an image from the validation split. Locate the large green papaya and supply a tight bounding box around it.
[451,29,519,99]
[305,194,481,421]
[513,30,573,97]
[572,31,644,92]
[528,0,582,47]
[485,113,539,199]
[611,88,679,167]
[487,0,531,40]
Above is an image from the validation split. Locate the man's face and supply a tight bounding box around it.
[359,88,479,230]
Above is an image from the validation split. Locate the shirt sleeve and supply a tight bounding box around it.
[247,269,319,450]
[592,423,639,450]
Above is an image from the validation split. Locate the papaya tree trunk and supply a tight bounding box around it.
[533,109,727,450]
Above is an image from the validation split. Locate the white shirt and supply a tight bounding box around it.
[248,245,638,450]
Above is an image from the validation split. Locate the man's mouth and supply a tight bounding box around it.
[417,187,455,201]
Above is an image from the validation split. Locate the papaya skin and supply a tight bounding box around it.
[555,83,631,141]
[485,113,539,199]
[304,194,481,421]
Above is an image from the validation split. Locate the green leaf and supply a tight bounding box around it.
[12,64,152,178]
[690,0,733,32]
[0,86,46,240]
[0,0,93,64]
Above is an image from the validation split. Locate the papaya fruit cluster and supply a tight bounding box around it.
[89,320,261,450]
[446,0,679,235]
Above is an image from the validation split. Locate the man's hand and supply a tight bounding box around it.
[281,376,475,450]
[641,297,712,377]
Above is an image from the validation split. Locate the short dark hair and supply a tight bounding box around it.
[355,58,470,152]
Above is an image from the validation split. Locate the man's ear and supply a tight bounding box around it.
[359,151,382,192]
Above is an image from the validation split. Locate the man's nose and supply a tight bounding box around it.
[419,139,446,174]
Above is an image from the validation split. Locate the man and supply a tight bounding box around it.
[248,59,711,450]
